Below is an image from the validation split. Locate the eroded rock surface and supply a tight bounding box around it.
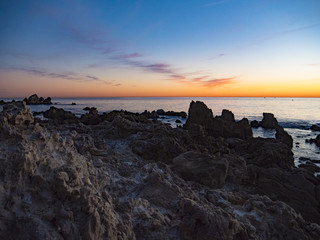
[0,101,319,240]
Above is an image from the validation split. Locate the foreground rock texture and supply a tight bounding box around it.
[0,101,319,240]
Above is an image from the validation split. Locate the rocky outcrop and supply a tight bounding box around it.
[156,109,187,118]
[258,112,293,148]
[0,101,34,126]
[80,107,101,125]
[221,109,235,122]
[275,125,293,148]
[184,101,252,140]
[0,101,319,239]
[260,113,278,129]
[23,94,52,105]
[44,106,78,124]
[184,101,214,128]
[172,151,228,188]
[250,120,260,128]
[311,124,320,131]
[316,135,320,147]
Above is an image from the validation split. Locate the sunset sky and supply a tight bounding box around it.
[0,0,319,98]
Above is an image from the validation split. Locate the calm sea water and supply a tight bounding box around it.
[2,97,320,165]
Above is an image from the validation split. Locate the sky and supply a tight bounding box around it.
[0,0,319,98]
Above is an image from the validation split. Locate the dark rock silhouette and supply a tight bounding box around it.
[250,120,260,128]
[316,135,320,147]
[23,94,52,105]
[311,125,320,131]
[276,125,293,148]
[185,101,252,140]
[44,106,78,124]
[156,109,187,118]
[221,109,235,122]
[260,113,278,129]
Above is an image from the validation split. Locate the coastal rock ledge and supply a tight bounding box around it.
[0,100,319,240]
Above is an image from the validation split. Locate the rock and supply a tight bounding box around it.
[141,110,158,119]
[311,125,320,131]
[299,157,311,161]
[80,108,101,125]
[245,165,320,224]
[156,109,187,118]
[316,135,320,147]
[275,126,293,149]
[175,119,182,124]
[1,101,34,126]
[83,107,98,115]
[71,102,76,105]
[44,106,78,124]
[184,101,214,128]
[260,113,278,129]
[172,151,228,188]
[233,118,253,140]
[24,94,52,105]
[305,135,320,147]
[235,138,294,170]
[178,198,245,240]
[221,109,235,122]
[33,111,44,116]
[186,123,205,137]
[0,100,5,105]
[156,109,166,115]
[250,120,260,128]
[1,100,320,239]
[185,101,252,140]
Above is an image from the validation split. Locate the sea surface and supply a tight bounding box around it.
[2,97,320,166]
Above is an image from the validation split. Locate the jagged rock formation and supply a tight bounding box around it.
[0,101,319,239]
[44,106,79,124]
[185,100,252,140]
[257,112,293,148]
[23,94,52,105]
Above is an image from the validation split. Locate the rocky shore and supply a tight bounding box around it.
[0,100,320,239]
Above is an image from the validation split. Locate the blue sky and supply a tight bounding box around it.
[0,0,319,97]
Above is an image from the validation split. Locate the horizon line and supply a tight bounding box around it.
[2,95,320,99]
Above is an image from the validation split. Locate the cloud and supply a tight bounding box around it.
[114,54,236,88]
[1,66,117,85]
[116,52,143,59]
[307,63,320,66]
[202,0,232,7]
[16,67,77,80]
[203,77,235,88]
[209,53,226,60]
[86,75,99,80]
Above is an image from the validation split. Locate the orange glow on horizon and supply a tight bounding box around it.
[1,71,319,98]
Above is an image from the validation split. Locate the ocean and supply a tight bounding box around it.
[2,97,320,166]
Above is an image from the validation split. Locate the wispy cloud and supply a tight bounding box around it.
[86,75,99,80]
[209,53,226,60]
[202,0,232,7]
[307,63,320,66]
[116,52,143,59]
[203,77,235,88]
[1,66,116,85]
[114,53,236,88]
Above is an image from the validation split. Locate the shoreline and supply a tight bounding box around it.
[0,100,320,239]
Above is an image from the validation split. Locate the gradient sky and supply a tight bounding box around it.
[0,0,319,98]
